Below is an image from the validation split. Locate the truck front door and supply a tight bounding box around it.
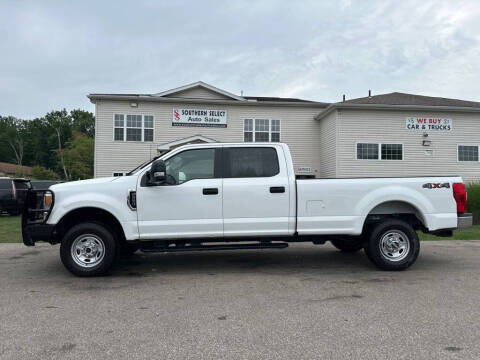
[136,147,223,239]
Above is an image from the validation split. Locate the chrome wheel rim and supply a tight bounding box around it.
[379,230,410,262]
[71,234,105,268]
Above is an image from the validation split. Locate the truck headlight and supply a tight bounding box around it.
[43,192,53,209]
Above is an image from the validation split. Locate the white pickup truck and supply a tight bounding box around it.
[22,143,472,276]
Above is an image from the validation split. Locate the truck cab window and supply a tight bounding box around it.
[165,148,215,184]
[227,147,279,177]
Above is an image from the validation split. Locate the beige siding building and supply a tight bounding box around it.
[89,82,480,182]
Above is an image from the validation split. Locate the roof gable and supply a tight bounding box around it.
[155,81,245,101]
[157,135,217,151]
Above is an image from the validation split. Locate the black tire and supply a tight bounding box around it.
[364,219,420,271]
[331,237,364,252]
[60,222,118,277]
[119,242,140,258]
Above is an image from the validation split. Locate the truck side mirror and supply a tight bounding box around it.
[148,159,166,185]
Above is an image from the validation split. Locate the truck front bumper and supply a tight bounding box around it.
[22,189,57,246]
[458,213,473,229]
[22,223,55,246]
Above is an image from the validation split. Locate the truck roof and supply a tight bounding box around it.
[165,142,291,155]
[172,142,287,148]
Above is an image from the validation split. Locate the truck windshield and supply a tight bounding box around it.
[126,157,159,176]
[125,149,172,176]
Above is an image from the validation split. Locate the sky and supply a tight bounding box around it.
[1,0,480,119]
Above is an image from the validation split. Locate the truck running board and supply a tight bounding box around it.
[140,242,289,253]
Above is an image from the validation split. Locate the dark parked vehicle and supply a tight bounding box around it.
[0,177,31,215]
[30,180,61,190]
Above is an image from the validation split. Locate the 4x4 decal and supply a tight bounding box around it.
[422,183,450,189]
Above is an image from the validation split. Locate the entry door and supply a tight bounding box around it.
[136,148,223,239]
[222,146,291,237]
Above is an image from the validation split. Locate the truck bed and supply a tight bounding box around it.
[296,176,462,235]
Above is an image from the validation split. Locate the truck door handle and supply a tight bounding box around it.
[202,188,218,195]
[270,186,285,193]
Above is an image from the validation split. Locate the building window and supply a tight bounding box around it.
[271,120,280,142]
[126,115,142,141]
[381,144,403,160]
[458,145,479,162]
[114,114,124,141]
[144,115,154,142]
[255,119,269,142]
[113,172,124,177]
[114,114,154,142]
[243,119,281,142]
[357,143,403,160]
[244,119,253,142]
[357,143,379,160]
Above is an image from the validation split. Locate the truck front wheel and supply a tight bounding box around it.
[364,219,420,271]
[60,222,118,277]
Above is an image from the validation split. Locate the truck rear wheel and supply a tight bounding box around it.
[330,238,364,252]
[364,219,420,271]
[60,222,118,277]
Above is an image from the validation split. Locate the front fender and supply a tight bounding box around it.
[47,191,138,240]
[48,192,125,223]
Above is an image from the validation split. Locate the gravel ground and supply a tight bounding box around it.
[0,241,479,360]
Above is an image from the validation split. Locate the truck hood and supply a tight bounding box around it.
[49,177,119,191]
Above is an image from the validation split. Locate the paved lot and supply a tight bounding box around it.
[0,241,480,360]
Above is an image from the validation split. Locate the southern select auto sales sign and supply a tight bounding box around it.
[172,108,227,128]
[406,117,453,131]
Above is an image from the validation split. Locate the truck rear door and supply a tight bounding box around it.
[222,145,291,237]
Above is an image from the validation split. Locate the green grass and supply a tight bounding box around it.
[418,225,480,241]
[0,216,22,243]
[0,216,479,243]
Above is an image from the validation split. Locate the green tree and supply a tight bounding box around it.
[23,117,56,169]
[0,109,95,180]
[44,109,72,180]
[32,166,59,180]
[63,132,94,180]
[0,116,15,163]
[71,109,95,138]
[0,116,25,165]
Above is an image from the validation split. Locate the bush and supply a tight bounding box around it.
[467,182,480,225]
[31,166,59,180]
[14,171,27,178]
[467,183,480,212]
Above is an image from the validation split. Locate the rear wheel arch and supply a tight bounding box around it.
[362,200,428,233]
